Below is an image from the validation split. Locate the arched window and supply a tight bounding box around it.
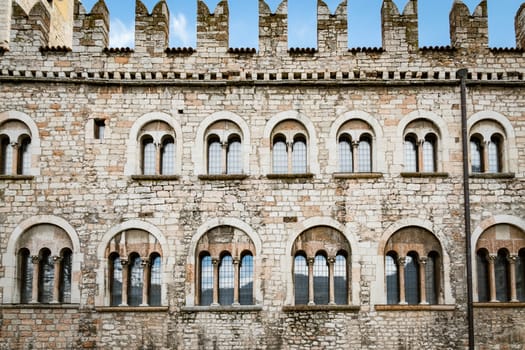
[203,120,244,175]
[106,230,163,306]
[404,135,418,172]
[207,135,222,175]
[19,248,33,304]
[422,134,437,172]
[160,136,175,175]
[517,249,525,302]
[469,120,507,174]
[141,136,155,175]
[195,226,256,306]
[338,135,353,172]
[226,136,242,174]
[18,135,31,175]
[292,226,351,305]
[59,248,72,303]
[239,253,254,305]
[470,137,483,173]
[0,135,11,174]
[136,120,177,176]
[337,119,375,173]
[403,120,441,173]
[488,135,502,173]
[271,120,309,175]
[38,248,54,303]
[358,135,372,172]
[475,224,525,303]
[0,120,33,175]
[385,227,443,305]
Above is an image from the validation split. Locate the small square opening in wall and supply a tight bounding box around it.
[94,119,106,140]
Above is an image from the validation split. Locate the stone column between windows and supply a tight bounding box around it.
[232,257,240,305]
[508,255,519,302]
[352,141,359,173]
[287,142,293,173]
[140,258,150,306]
[221,142,228,174]
[155,142,161,174]
[51,255,62,303]
[487,254,497,302]
[482,140,490,173]
[30,255,40,303]
[307,257,315,305]
[417,140,424,172]
[328,257,336,305]
[10,142,18,175]
[120,259,129,306]
[397,257,407,304]
[211,257,220,306]
[418,257,428,305]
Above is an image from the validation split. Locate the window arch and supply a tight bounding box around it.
[475,224,525,302]
[105,230,163,306]
[336,120,375,173]
[384,227,443,305]
[402,120,440,173]
[291,226,351,305]
[137,121,177,176]
[0,120,32,175]
[271,120,309,174]
[195,226,256,306]
[204,120,244,175]
[469,120,507,174]
[15,224,73,304]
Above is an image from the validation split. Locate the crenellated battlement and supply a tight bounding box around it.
[1,0,525,81]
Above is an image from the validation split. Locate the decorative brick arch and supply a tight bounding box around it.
[186,218,262,306]
[1,215,82,303]
[95,220,169,306]
[0,110,41,175]
[262,110,319,175]
[283,217,360,305]
[192,111,251,175]
[372,218,454,305]
[327,110,385,173]
[124,112,183,175]
[395,110,451,172]
[467,111,518,173]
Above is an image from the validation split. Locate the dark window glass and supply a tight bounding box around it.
[110,254,122,306]
[405,254,419,305]
[1,136,12,175]
[517,250,525,302]
[59,249,72,303]
[495,250,509,302]
[476,250,490,302]
[94,119,105,140]
[425,253,438,304]
[338,136,353,172]
[294,255,308,305]
[18,136,31,175]
[160,137,175,175]
[199,255,213,306]
[470,138,483,173]
[149,254,161,306]
[19,249,33,303]
[219,255,234,305]
[227,138,242,174]
[128,254,143,306]
[239,254,253,305]
[38,249,54,303]
[334,254,348,305]
[313,255,329,305]
[386,254,399,304]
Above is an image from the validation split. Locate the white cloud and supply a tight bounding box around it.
[109,18,134,48]
[171,13,192,47]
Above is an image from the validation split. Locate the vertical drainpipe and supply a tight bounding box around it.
[457,68,475,350]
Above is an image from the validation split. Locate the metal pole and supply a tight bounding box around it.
[457,68,475,350]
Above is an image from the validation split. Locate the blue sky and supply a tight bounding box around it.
[79,0,524,48]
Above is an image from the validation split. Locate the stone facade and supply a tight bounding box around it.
[0,0,524,349]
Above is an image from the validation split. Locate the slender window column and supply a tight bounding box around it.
[141,258,150,306]
[51,256,62,303]
[154,143,161,174]
[30,255,40,303]
[417,140,424,172]
[287,141,293,173]
[352,141,359,173]
[212,257,220,306]
[328,256,336,305]
[482,141,490,174]
[508,255,519,302]
[10,142,18,175]
[120,259,129,306]
[307,257,315,305]
[233,257,240,305]
[488,254,497,302]
[221,142,228,174]
[398,257,407,304]
[418,257,428,305]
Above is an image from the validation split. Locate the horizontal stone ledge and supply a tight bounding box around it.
[333,172,383,179]
[198,174,248,181]
[282,305,360,312]
[131,175,180,181]
[0,175,34,181]
[95,306,169,313]
[375,304,456,312]
[469,172,515,179]
[400,172,449,178]
[474,302,525,308]
[0,303,80,310]
[266,173,315,180]
[181,305,263,313]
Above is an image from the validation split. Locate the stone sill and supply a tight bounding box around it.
[474,302,525,308]
[266,173,314,180]
[469,172,515,179]
[131,175,180,181]
[181,305,263,313]
[400,172,449,178]
[375,304,456,311]
[0,175,34,181]
[333,172,383,179]
[198,174,248,181]
[1,303,80,309]
[95,306,168,313]
[282,305,360,312]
